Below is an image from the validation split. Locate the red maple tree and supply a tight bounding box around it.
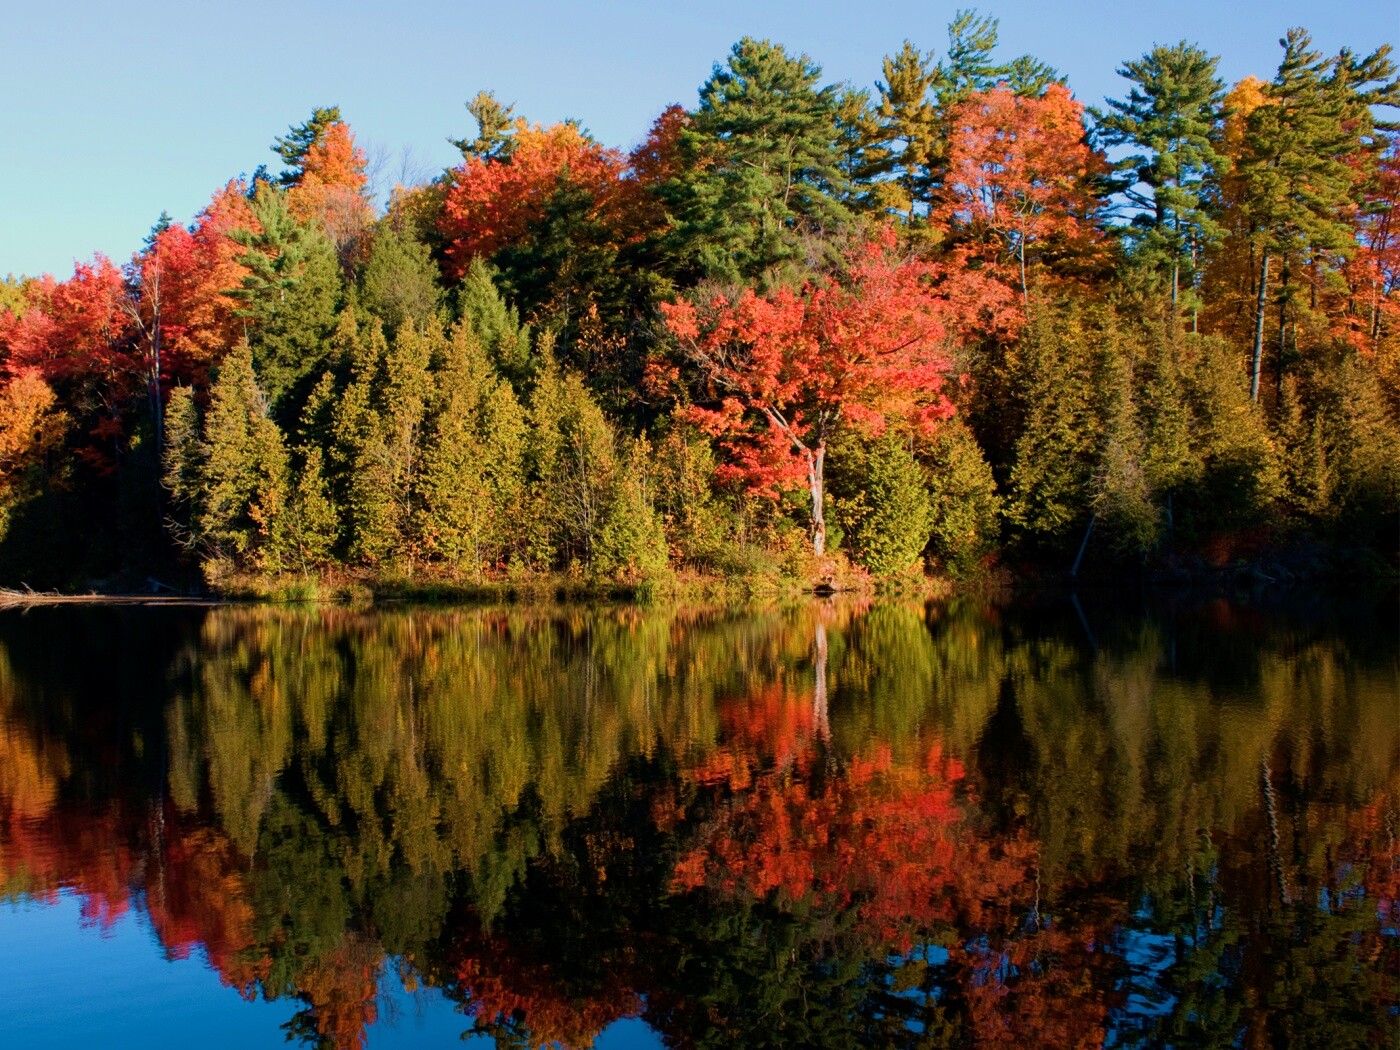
[438,121,637,281]
[936,83,1105,303]
[657,228,1017,555]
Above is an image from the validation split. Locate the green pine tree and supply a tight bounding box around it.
[273,446,339,573]
[230,185,342,411]
[415,320,527,576]
[921,417,1002,576]
[870,41,940,218]
[273,106,343,185]
[450,90,518,162]
[195,344,292,573]
[668,37,851,284]
[830,428,934,576]
[1004,301,1102,547]
[360,223,443,334]
[1237,30,1376,400]
[596,436,669,582]
[1182,336,1282,529]
[1093,355,1160,556]
[1097,42,1229,313]
[455,257,535,390]
[162,385,203,553]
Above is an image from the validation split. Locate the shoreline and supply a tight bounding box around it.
[3,557,1393,611]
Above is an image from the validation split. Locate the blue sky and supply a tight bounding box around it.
[2,0,1392,278]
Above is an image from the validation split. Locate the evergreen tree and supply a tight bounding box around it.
[521,345,630,573]
[1319,356,1400,540]
[230,186,342,410]
[1004,301,1101,547]
[829,428,934,575]
[1004,55,1064,98]
[360,224,443,334]
[330,321,397,563]
[668,38,850,283]
[188,344,292,572]
[553,372,621,570]
[450,90,518,162]
[831,86,887,212]
[1092,355,1159,555]
[870,42,940,218]
[350,318,436,564]
[1097,42,1229,312]
[920,417,1002,576]
[1139,333,1201,540]
[1233,30,1387,400]
[1276,376,1331,519]
[1182,337,1282,529]
[162,385,202,551]
[595,436,669,581]
[415,320,527,576]
[924,11,1064,200]
[456,258,534,389]
[274,446,339,573]
[273,106,343,185]
[936,9,1005,105]
[521,341,568,569]
[652,426,732,569]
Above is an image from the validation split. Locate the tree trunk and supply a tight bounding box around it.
[1018,238,1028,308]
[1372,277,1383,350]
[1070,511,1096,578]
[1276,277,1288,404]
[807,444,827,557]
[1251,253,1270,402]
[813,620,830,742]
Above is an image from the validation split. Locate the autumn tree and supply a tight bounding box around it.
[0,371,69,538]
[926,11,1063,190]
[438,119,651,377]
[265,105,376,274]
[937,84,1106,305]
[439,121,632,282]
[660,230,984,557]
[122,183,258,443]
[273,107,344,183]
[1350,140,1400,371]
[0,257,137,472]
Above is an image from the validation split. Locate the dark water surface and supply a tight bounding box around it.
[0,593,1395,1049]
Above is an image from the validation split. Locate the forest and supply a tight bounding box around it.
[0,12,1396,592]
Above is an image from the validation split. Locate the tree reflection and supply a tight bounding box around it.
[0,594,1393,1048]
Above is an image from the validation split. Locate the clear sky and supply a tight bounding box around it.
[2,0,1393,279]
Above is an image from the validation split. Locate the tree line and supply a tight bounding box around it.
[0,12,1396,589]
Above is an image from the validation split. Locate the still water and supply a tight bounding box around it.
[0,593,1395,1049]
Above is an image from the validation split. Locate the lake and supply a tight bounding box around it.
[0,592,1395,1048]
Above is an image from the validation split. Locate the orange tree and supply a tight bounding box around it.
[656,227,1017,556]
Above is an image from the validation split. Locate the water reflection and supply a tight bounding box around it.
[0,594,1395,1048]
